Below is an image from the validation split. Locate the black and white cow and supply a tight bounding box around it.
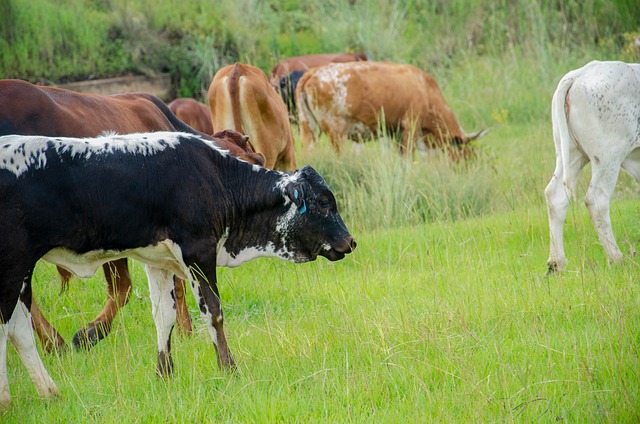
[0,131,356,407]
[545,61,640,273]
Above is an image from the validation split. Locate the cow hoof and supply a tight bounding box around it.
[72,325,106,350]
[156,351,174,378]
[218,354,236,371]
[41,336,68,354]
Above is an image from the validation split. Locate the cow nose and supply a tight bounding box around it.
[341,235,356,253]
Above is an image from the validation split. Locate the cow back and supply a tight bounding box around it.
[269,52,368,85]
[168,98,214,135]
[208,63,296,171]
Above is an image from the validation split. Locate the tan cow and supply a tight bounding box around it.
[208,63,296,171]
[168,98,214,134]
[296,61,486,158]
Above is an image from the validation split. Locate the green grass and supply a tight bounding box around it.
[4,56,640,419]
[4,200,639,422]
[2,1,640,421]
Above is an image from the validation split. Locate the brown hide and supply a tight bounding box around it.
[269,52,368,85]
[168,98,214,135]
[0,79,262,352]
[295,61,484,158]
[208,63,296,171]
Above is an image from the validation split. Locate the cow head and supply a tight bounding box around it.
[212,129,266,167]
[278,166,356,262]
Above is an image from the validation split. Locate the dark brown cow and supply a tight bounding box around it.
[208,63,297,171]
[269,52,368,86]
[0,79,263,352]
[296,61,487,158]
[168,98,214,135]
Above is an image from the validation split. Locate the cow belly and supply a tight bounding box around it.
[41,239,190,279]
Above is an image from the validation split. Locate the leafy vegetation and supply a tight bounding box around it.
[1,0,639,422]
[1,0,637,98]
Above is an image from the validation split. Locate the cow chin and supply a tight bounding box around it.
[319,249,346,262]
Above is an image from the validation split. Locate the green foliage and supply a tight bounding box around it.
[1,0,637,87]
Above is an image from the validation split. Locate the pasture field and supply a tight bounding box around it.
[2,1,640,422]
[3,51,640,422]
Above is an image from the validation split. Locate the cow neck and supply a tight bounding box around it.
[222,161,288,236]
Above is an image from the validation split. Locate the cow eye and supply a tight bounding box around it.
[318,197,331,211]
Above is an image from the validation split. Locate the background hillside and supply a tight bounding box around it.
[1,0,638,99]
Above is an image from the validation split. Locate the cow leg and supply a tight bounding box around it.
[145,265,177,377]
[187,272,235,369]
[400,118,420,156]
[174,277,193,336]
[544,146,588,274]
[31,300,66,353]
[0,321,10,408]
[8,301,59,402]
[2,274,59,405]
[585,162,624,264]
[72,259,132,349]
[55,265,72,288]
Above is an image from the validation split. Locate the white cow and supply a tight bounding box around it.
[545,60,640,273]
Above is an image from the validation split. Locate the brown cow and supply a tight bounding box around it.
[269,52,368,86]
[0,79,263,352]
[168,98,214,135]
[208,63,297,171]
[295,61,487,158]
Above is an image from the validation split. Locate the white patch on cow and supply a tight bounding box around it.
[1,301,59,404]
[145,265,177,354]
[0,131,230,177]
[42,239,191,281]
[215,220,298,267]
[315,63,351,115]
[217,239,292,267]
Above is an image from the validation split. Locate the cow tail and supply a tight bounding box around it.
[296,74,318,135]
[227,63,244,133]
[551,70,578,193]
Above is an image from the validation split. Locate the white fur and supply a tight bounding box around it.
[216,228,295,267]
[545,61,640,272]
[0,301,59,407]
[42,239,191,280]
[146,265,177,356]
[0,131,229,177]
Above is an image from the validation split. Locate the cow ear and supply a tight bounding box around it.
[287,183,307,214]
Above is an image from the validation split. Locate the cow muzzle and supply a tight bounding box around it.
[322,235,357,261]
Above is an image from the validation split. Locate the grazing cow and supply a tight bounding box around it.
[0,131,355,407]
[269,52,368,86]
[544,61,640,273]
[168,98,214,135]
[278,70,306,121]
[208,63,297,171]
[296,61,486,158]
[0,79,264,353]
